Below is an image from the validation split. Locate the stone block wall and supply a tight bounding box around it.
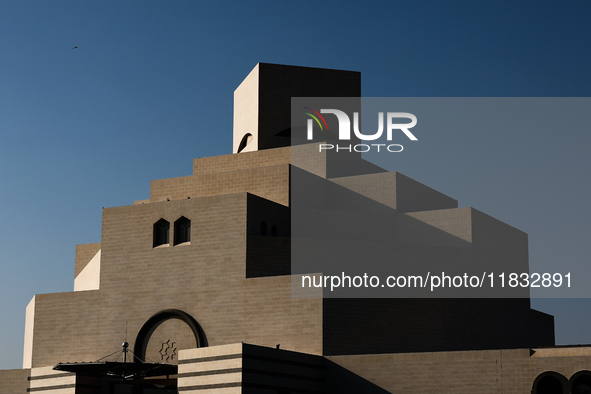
[0,369,30,394]
[327,347,591,394]
[74,243,101,278]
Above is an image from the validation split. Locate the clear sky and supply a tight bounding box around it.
[0,1,590,369]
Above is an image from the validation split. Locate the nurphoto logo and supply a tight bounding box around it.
[303,108,418,152]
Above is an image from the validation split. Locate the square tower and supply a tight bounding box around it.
[233,63,361,153]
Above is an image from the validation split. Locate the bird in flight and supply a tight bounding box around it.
[73,46,78,49]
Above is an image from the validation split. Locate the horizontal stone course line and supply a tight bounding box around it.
[28,373,75,381]
[178,367,242,378]
[177,382,242,391]
[28,383,102,392]
[179,353,243,364]
[27,383,76,392]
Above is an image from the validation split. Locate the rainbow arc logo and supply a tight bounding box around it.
[303,107,329,132]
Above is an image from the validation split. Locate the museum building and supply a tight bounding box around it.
[1,63,590,394]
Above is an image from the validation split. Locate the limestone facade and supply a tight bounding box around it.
[1,63,588,394]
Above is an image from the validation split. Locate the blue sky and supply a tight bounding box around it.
[0,1,590,369]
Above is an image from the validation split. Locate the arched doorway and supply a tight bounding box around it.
[131,310,207,393]
[134,309,207,363]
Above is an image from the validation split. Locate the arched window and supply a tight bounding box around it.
[570,371,591,394]
[532,371,567,394]
[174,216,191,245]
[261,221,267,236]
[271,224,278,237]
[153,219,170,247]
[237,133,253,153]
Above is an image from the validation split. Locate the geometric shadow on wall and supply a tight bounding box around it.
[325,359,392,394]
[134,309,208,363]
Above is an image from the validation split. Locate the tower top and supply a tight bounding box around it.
[233,63,361,153]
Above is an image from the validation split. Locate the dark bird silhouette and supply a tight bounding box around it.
[73,46,78,49]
